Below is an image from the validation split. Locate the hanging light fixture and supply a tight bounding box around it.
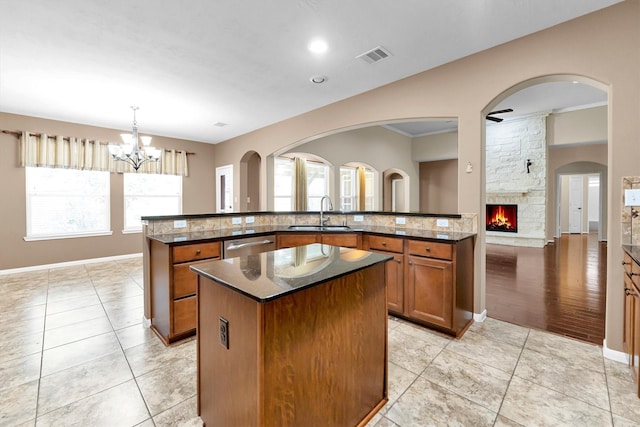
[108,106,161,171]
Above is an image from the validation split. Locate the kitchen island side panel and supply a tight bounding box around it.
[196,262,387,426]
[197,275,261,426]
[263,264,387,426]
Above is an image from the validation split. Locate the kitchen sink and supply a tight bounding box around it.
[288,225,351,231]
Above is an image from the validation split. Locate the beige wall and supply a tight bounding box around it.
[0,113,216,270]
[281,125,418,211]
[419,160,458,213]
[548,105,608,146]
[211,1,640,353]
[412,130,458,162]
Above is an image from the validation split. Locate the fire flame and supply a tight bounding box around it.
[487,205,516,231]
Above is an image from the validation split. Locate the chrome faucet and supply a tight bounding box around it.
[320,195,333,226]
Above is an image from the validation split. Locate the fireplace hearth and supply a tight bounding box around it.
[486,204,518,233]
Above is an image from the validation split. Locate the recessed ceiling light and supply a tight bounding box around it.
[308,39,328,54]
[213,122,228,127]
[310,75,327,84]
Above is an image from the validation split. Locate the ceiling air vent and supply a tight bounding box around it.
[357,46,392,64]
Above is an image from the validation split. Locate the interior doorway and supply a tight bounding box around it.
[240,151,261,212]
[216,164,234,213]
[483,76,608,343]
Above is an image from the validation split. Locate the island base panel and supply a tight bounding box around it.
[197,263,388,427]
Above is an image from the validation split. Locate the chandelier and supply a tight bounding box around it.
[108,106,161,171]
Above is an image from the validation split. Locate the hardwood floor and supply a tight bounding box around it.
[486,233,607,345]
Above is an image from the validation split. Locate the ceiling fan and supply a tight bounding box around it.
[485,108,513,123]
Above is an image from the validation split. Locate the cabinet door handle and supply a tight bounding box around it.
[425,247,431,253]
[622,260,630,266]
[396,258,402,264]
[631,272,638,277]
[408,260,413,265]
[382,242,387,246]
[195,249,201,255]
[626,287,635,296]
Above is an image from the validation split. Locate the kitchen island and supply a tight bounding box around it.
[191,244,392,427]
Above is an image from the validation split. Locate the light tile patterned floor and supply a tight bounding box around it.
[1,257,639,426]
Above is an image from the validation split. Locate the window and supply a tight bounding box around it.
[274,157,293,211]
[274,156,330,211]
[306,161,329,211]
[340,167,356,211]
[123,173,182,232]
[25,166,110,239]
[339,165,376,211]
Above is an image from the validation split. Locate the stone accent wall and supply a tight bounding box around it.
[486,114,547,247]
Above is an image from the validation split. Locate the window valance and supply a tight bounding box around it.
[17,131,189,176]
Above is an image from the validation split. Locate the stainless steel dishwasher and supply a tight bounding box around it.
[222,235,276,259]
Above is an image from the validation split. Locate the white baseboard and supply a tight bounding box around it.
[142,316,151,328]
[603,339,628,364]
[474,309,487,322]
[0,253,143,276]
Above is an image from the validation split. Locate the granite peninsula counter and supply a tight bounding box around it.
[191,244,392,427]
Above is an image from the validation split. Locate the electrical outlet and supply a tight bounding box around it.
[395,217,406,225]
[173,219,187,229]
[219,317,229,349]
[231,217,242,225]
[245,216,255,224]
[436,219,449,227]
[353,215,364,222]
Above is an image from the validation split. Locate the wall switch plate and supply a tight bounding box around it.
[219,317,229,349]
[436,219,449,227]
[245,216,255,224]
[173,220,187,229]
[231,217,242,225]
[353,215,364,222]
[395,217,406,225]
[625,189,640,206]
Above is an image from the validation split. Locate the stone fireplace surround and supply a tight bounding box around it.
[486,114,547,248]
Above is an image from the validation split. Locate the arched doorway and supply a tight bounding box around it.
[483,75,608,344]
[382,168,410,212]
[240,151,261,212]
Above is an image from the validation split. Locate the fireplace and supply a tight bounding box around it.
[486,204,518,233]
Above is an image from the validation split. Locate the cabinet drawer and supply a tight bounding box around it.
[366,235,404,253]
[173,242,221,263]
[173,259,217,299]
[407,240,452,260]
[173,296,196,335]
[322,233,360,248]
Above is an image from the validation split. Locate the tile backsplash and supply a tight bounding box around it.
[145,212,477,236]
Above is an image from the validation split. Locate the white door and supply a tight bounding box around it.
[216,164,234,213]
[569,175,583,234]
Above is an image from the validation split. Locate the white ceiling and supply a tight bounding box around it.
[0,0,620,144]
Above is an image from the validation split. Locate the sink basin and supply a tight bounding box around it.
[288,225,351,231]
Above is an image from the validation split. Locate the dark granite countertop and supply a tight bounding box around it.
[623,245,640,265]
[190,244,392,302]
[147,225,476,245]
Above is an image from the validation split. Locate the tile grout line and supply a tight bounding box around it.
[491,327,530,426]
[93,260,156,426]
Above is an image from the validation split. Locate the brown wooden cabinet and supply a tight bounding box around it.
[276,232,361,249]
[623,249,640,396]
[321,233,361,248]
[276,233,320,248]
[364,235,405,315]
[403,238,474,337]
[150,239,221,345]
[406,254,453,328]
